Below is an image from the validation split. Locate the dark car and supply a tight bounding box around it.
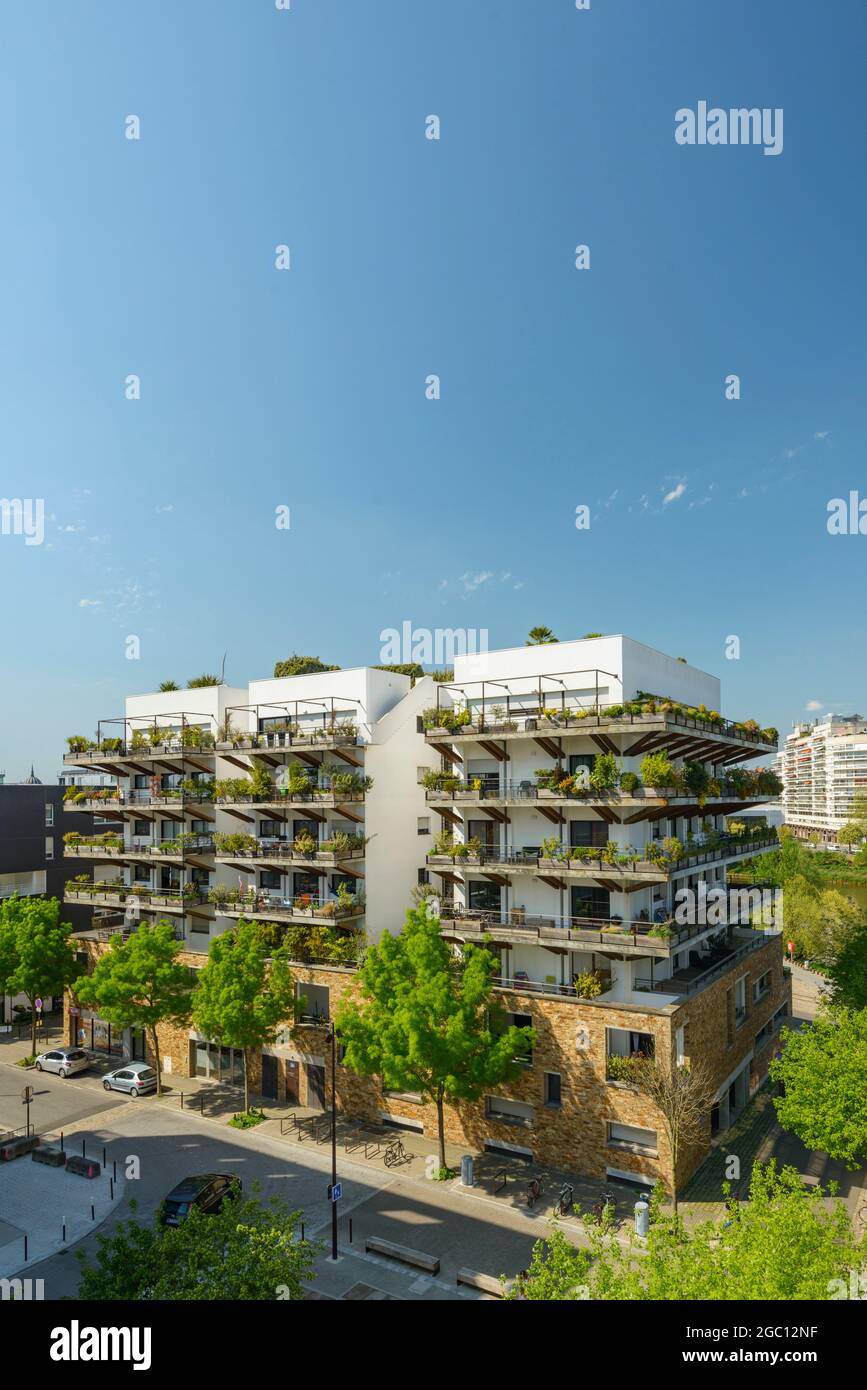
[159,1173,242,1226]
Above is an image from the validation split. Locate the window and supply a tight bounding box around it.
[296,982,329,1023]
[544,1072,561,1108]
[133,819,150,838]
[45,803,54,828]
[416,767,427,784]
[676,1024,686,1066]
[417,868,430,885]
[752,971,771,1004]
[607,1121,658,1154]
[485,1096,534,1128]
[258,819,285,839]
[417,817,430,836]
[259,869,282,890]
[503,1012,532,1066]
[45,837,54,861]
[734,976,747,1025]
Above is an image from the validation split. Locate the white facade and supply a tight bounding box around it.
[779,713,867,842]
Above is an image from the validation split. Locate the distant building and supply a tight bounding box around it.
[778,714,867,844]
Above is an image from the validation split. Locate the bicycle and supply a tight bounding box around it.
[383,1137,408,1168]
[556,1182,574,1217]
[591,1189,616,1225]
[526,1176,542,1208]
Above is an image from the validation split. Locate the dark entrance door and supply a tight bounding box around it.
[284,1059,300,1105]
[307,1063,326,1110]
[261,1053,278,1101]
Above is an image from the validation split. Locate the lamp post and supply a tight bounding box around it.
[327,1022,340,1260]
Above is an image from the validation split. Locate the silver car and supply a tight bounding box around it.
[102,1061,158,1096]
[34,1046,90,1078]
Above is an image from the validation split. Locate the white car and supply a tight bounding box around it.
[34,1046,90,1078]
[102,1062,158,1096]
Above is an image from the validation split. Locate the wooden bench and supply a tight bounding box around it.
[456,1268,510,1297]
[365,1236,439,1275]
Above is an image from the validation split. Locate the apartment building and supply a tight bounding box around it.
[778,713,867,843]
[63,638,789,1192]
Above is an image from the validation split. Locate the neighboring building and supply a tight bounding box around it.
[0,774,95,1023]
[63,637,789,1193]
[778,713,867,844]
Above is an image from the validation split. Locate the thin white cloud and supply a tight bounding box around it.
[155,505,174,514]
[78,598,101,608]
[814,431,830,440]
[663,481,686,505]
[460,571,494,594]
[805,700,823,711]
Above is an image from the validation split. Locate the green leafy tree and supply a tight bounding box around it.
[508,1163,863,1300]
[187,674,223,688]
[525,626,558,645]
[0,897,80,1056]
[192,919,298,1111]
[826,928,867,1011]
[780,877,861,965]
[158,680,179,692]
[76,1190,316,1300]
[76,921,195,1095]
[837,821,864,851]
[273,654,341,678]
[770,1009,867,1167]
[336,904,535,1169]
[756,828,820,888]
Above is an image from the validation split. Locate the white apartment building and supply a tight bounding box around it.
[63,668,440,956]
[778,713,867,843]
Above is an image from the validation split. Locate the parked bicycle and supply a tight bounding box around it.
[592,1188,616,1224]
[556,1182,574,1216]
[383,1137,409,1168]
[526,1176,542,1208]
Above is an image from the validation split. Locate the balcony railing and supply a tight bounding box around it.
[65,834,215,858]
[213,840,365,865]
[214,788,365,807]
[64,788,214,809]
[210,890,365,924]
[65,883,206,909]
[440,908,701,949]
[424,779,777,805]
[428,833,778,877]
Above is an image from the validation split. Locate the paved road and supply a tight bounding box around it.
[19,1103,543,1300]
[0,1060,125,1138]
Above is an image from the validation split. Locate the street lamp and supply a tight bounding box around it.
[326,1022,341,1261]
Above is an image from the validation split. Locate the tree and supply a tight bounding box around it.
[336,904,535,1169]
[826,928,867,1011]
[187,674,222,688]
[272,655,341,678]
[158,680,179,692]
[629,1055,716,1212]
[507,1163,863,1300]
[75,921,195,1096]
[758,828,820,888]
[0,897,80,1056]
[525,627,558,645]
[192,919,298,1112]
[76,1190,316,1300]
[780,878,861,965]
[837,821,864,851]
[770,1009,867,1166]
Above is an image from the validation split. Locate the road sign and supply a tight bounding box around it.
[35,998,42,1012]
[21,1086,34,1103]
[328,1182,342,1203]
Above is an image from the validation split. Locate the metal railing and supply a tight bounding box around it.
[428,834,778,874]
[213,841,364,862]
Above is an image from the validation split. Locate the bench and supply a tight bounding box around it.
[456,1268,510,1297]
[32,1145,67,1168]
[0,1136,40,1161]
[65,1154,101,1178]
[365,1236,439,1275]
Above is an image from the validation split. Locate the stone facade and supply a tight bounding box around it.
[66,932,789,1195]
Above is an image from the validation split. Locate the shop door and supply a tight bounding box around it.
[284,1059,300,1105]
[307,1063,326,1110]
[261,1054,278,1101]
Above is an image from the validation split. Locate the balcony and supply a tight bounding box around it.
[64,834,214,861]
[64,882,208,913]
[424,776,777,817]
[440,909,710,956]
[213,836,365,868]
[63,786,215,812]
[423,682,777,760]
[210,887,365,926]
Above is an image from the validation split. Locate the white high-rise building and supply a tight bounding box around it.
[778,713,867,843]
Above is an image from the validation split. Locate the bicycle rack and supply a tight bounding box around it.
[494,1168,508,1194]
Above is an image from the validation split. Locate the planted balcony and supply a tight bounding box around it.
[216,717,358,752]
[213,829,366,865]
[208,882,364,925]
[214,764,371,806]
[63,832,125,857]
[254,919,364,968]
[64,879,205,910]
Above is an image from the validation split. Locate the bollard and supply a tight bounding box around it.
[349,1218,353,1245]
[301,1222,305,1242]
[103,1146,107,1165]
[200,1094,204,1115]
[23,1234,28,1262]
[60,1131,64,1153]
[62,1220,66,1243]
[90,1204,95,1222]
[634,1199,650,1238]
[113,1160,117,1182]
[82,1140,86,1158]
[110,1178,114,1200]
[180,1092,184,1110]
[460,1154,474,1187]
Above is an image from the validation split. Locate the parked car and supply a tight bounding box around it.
[102,1061,158,1096]
[34,1046,90,1078]
[159,1173,243,1226]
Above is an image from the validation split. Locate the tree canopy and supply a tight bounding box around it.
[770,1009,867,1167]
[0,896,80,1055]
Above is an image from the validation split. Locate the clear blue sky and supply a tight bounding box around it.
[1,0,865,779]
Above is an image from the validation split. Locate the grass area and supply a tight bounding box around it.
[229,1108,267,1130]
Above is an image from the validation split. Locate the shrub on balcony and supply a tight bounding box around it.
[662,836,684,863]
[273,655,341,678]
[619,771,641,793]
[540,836,562,860]
[640,751,675,788]
[573,971,606,999]
[214,832,258,855]
[66,735,94,753]
[324,767,372,795]
[589,752,619,792]
[130,730,148,750]
[182,778,215,801]
[422,769,460,792]
[607,1054,638,1083]
[600,703,623,718]
[293,831,318,858]
[648,923,673,940]
[432,830,455,856]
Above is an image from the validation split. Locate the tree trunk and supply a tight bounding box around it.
[30,997,37,1059]
[436,1090,446,1171]
[149,1026,162,1097]
[243,1048,250,1112]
